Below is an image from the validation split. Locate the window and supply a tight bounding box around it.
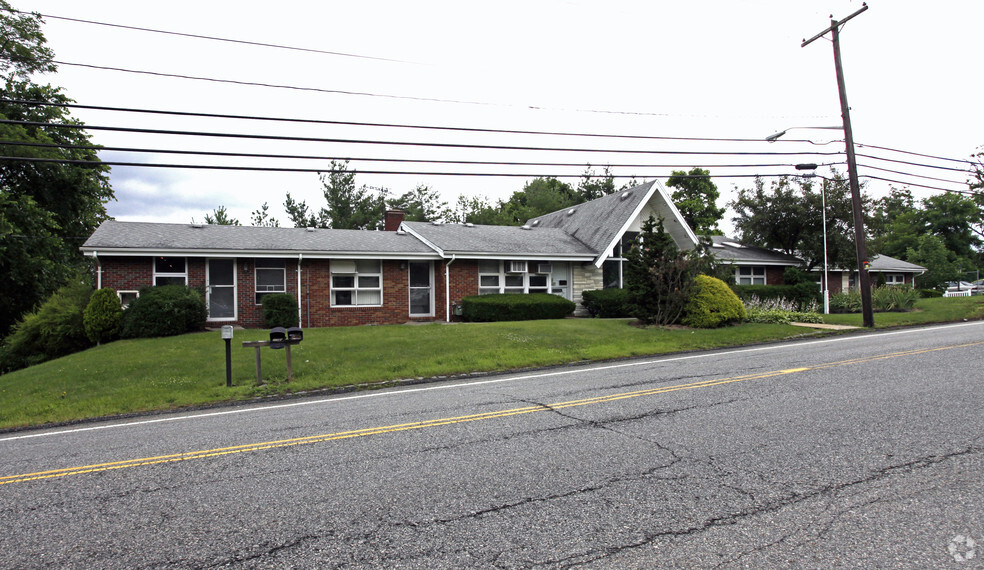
[477,261,571,298]
[154,257,187,286]
[332,259,382,306]
[736,266,766,285]
[118,290,138,309]
[601,233,637,289]
[884,273,905,286]
[255,259,286,304]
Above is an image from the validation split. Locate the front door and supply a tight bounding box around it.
[207,258,236,320]
[408,261,433,317]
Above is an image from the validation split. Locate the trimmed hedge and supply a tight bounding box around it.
[262,293,299,327]
[731,282,820,311]
[121,285,207,338]
[461,293,576,322]
[84,287,123,344]
[683,275,746,328]
[581,288,632,318]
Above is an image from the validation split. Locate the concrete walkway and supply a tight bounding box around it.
[790,322,860,330]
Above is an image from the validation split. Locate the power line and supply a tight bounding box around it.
[0,140,829,170]
[0,118,845,157]
[0,156,823,180]
[855,163,970,186]
[4,8,414,64]
[0,98,795,145]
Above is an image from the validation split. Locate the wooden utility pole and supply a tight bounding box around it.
[803,3,874,327]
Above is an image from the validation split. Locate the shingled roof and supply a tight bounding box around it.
[402,222,595,259]
[527,181,697,265]
[82,220,435,258]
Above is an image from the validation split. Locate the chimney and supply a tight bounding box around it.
[384,209,406,232]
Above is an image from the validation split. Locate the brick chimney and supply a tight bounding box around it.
[384,209,406,232]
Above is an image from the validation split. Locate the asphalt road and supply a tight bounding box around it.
[2,321,983,568]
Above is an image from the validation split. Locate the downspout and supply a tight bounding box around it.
[297,254,303,328]
[93,251,102,289]
[445,255,456,322]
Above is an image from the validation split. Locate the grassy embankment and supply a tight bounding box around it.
[1,295,981,430]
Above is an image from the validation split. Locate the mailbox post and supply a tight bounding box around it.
[221,325,234,387]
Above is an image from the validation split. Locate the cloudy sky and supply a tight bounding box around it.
[14,0,983,230]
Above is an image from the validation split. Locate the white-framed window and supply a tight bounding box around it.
[477,261,571,299]
[154,257,187,286]
[255,259,286,304]
[118,290,139,309]
[331,259,382,306]
[736,266,766,285]
[884,273,905,286]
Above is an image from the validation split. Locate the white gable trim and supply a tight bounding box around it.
[592,180,699,268]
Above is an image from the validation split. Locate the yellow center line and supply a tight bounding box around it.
[3,339,983,486]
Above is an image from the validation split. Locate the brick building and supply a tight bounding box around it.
[81,181,698,328]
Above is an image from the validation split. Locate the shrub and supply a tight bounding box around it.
[83,287,123,344]
[581,288,631,318]
[625,215,702,325]
[829,286,919,313]
[742,294,822,325]
[682,275,746,328]
[919,288,943,298]
[121,285,207,338]
[461,293,576,322]
[871,286,919,312]
[731,282,821,311]
[261,293,299,328]
[0,279,93,372]
[829,290,863,313]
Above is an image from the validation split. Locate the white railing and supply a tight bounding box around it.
[943,290,972,298]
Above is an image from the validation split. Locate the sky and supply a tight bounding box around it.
[12,0,984,234]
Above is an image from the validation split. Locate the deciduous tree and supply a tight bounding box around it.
[666,167,724,235]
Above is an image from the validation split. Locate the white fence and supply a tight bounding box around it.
[943,290,972,298]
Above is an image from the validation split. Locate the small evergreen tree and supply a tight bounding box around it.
[624,216,702,326]
[83,287,122,344]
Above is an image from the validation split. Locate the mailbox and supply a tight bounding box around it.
[286,327,303,345]
[269,327,287,349]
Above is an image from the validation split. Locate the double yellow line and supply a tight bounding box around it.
[3,341,981,486]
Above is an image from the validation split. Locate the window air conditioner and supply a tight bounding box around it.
[536,263,553,274]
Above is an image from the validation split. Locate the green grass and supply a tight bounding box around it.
[2,295,981,430]
[821,295,984,327]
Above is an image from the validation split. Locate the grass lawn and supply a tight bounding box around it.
[821,295,984,327]
[1,295,981,430]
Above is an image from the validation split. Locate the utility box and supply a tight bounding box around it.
[286,327,303,345]
[269,327,287,349]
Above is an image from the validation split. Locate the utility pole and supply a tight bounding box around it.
[802,3,874,327]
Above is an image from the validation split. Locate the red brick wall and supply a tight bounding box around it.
[99,256,487,328]
[765,266,786,285]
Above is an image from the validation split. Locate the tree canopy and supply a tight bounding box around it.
[0,3,114,336]
[666,167,724,235]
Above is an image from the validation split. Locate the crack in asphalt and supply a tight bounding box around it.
[534,445,984,568]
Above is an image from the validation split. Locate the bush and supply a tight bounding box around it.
[581,288,631,318]
[732,282,821,312]
[261,294,299,328]
[919,288,943,298]
[742,295,822,325]
[871,286,919,312]
[682,275,746,328]
[121,285,207,338]
[830,286,919,313]
[84,287,123,344]
[0,279,93,372]
[461,293,576,322]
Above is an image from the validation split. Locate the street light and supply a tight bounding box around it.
[765,126,842,143]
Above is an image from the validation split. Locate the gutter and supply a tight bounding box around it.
[93,251,102,289]
[297,253,303,328]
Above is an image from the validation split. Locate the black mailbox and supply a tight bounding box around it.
[269,327,287,349]
[286,327,303,345]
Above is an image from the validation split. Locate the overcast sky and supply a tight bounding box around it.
[15,0,984,232]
